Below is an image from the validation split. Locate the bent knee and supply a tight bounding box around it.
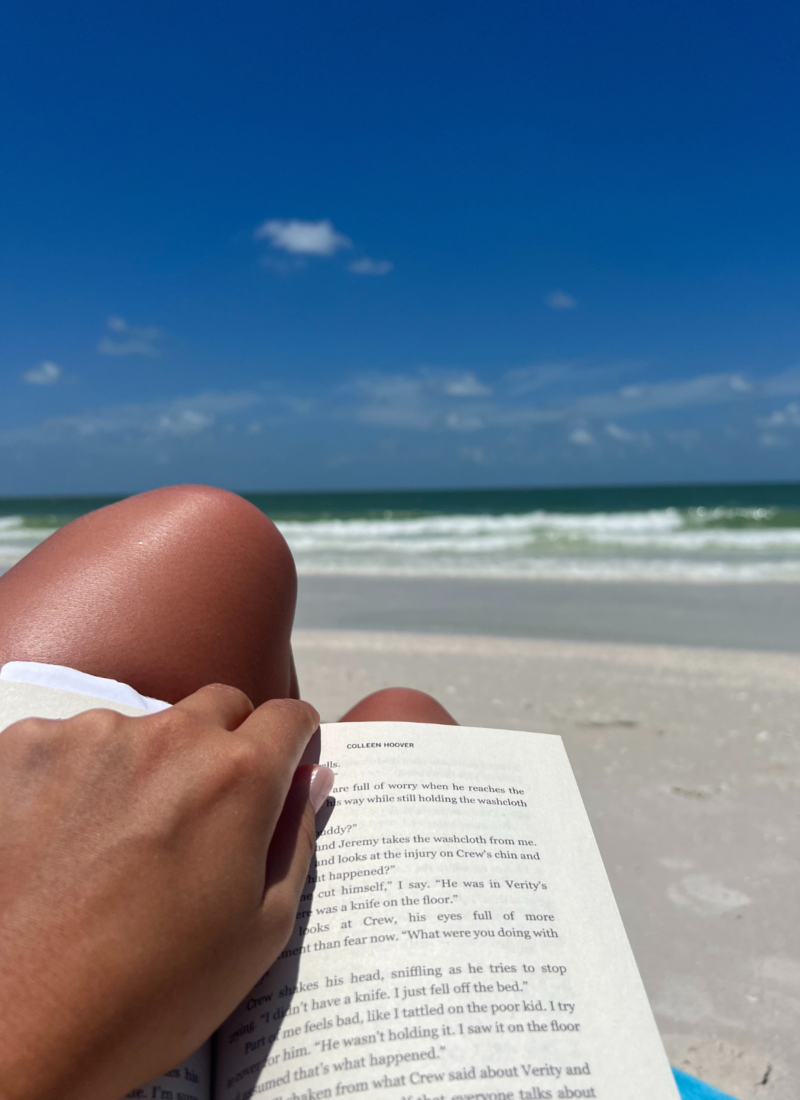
[124,485,295,570]
[139,484,276,535]
[365,687,438,708]
[342,687,458,725]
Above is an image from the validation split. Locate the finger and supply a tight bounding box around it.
[215,699,321,880]
[298,725,321,768]
[232,698,321,836]
[261,765,335,928]
[237,697,320,763]
[172,683,255,731]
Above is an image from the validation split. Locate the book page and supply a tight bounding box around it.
[215,722,678,1100]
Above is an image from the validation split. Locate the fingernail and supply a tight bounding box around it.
[308,766,335,813]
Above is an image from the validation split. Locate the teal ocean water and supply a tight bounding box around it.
[2,481,800,582]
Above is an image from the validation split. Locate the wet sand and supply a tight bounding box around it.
[295,575,800,652]
[293,629,800,1099]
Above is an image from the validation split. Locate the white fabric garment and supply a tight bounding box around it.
[0,661,170,713]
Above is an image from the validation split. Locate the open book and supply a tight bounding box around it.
[132,721,679,1100]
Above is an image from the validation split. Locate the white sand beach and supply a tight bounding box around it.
[294,628,800,1100]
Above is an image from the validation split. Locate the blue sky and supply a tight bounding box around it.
[2,0,800,494]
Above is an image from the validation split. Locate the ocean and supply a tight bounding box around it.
[2,481,800,583]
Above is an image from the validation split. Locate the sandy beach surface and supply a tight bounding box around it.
[293,624,800,1100]
[295,575,800,652]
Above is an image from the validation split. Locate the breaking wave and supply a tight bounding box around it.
[3,503,800,582]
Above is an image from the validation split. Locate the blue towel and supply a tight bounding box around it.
[673,1067,738,1099]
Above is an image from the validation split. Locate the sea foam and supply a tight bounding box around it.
[3,507,800,582]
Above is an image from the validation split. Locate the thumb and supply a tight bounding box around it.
[261,765,335,932]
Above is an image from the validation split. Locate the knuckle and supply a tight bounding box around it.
[3,715,53,741]
[146,703,220,748]
[263,697,318,728]
[8,708,123,749]
[217,735,265,784]
[204,682,252,709]
[62,707,128,751]
[68,707,124,734]
[1,717,60,762]
[146,707,193,740]
[262,697,296,718]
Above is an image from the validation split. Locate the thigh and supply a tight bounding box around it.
[0,485,299,706]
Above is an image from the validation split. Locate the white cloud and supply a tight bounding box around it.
[577,372,756,420]
[98,317,163,357]
[255,219,352,256]
[350,370,498,430]
[545,290,577,310]
[605,422,653,448]
[22,361,61,385]
[569,427,594,446]
[441,372,492,397]
[0,390,262,449]
[348,257,393,276]
[759,432,788,448]
[353,374,435,429]
[605,423,636,442]
[342,363,800,446]
[153,410,214,437]
[506,363,573,394]
[764,365,800,395]
[759,402,800,428]
[8,361,800,474]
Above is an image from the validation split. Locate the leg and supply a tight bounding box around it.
[339,687,457,725]
[0,485,298,706]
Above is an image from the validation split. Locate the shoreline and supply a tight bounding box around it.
[295,574,800,652]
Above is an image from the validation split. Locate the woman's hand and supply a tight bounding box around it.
[0,685,333,1100]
